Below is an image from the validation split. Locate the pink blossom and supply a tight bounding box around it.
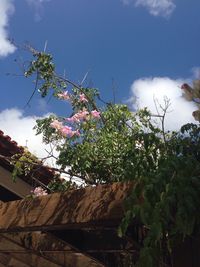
[66,117,76,123]
[74,129,80,137]
[60,126,80,137]
[79,93,88,103]
[91,110,101,119]
[75,109,89,120]
[66,109,89,123]
[50,119,63,130]
[31,187,48,197]
[60,126,73,137]
[57,91,70,100]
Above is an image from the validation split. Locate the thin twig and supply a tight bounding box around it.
[0,154,96,186]
[24,71,39,109]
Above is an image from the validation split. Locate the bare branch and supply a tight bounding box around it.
[0,154,97,187]
[24,71,39,109]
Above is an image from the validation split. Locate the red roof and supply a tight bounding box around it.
[0,130,55,186]
[0,130,23,156]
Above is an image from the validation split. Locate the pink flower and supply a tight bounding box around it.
[50,119,63,130]
[91,110,101,119]
[31,187,48,197]
[66,109,89,123]
[74,129,80,137]
[66,117,76,123]
[79,93,88,103]
[60,126,80,137]
[60,126,73,137]
[57,91,70,100]
[76,109,89,120]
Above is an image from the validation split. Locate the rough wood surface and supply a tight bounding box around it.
[0,232,105,267]
[0,166,32,198]
[0,253,32,267]
[0,182,133,233]
[0,183,133,266]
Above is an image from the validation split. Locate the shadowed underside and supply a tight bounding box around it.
[0,183,137,267]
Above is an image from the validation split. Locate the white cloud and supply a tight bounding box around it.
[121,0,176,18]
[0,108,57,166]
[0,0,16,57]
[0,0,51,58]
[26,0,51,21]
[130,77,197,131]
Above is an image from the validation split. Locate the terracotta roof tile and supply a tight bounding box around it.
[0,130,55,186]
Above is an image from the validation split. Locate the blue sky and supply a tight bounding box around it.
[0,0,200,159]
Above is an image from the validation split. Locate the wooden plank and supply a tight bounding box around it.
[0,166,32,198]
[0,234,62,267]
[0,232,105,267]
[0,254,10,266]
[52,228,138,252]
[0,253,32,267]
[0,182,133,233]
[0,196,106,267]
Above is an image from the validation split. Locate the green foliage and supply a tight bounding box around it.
[47,177,77,192]
[119,125,200,266]
[21,49,200,266]
[34,115,60,143]
[11,150,38,182]
[24,51,66,97]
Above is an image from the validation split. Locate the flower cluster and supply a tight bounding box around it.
[79,93,88,102]
[91,110,101,119]
[57,91,70,100]
[57,91,88,103]
[50,120,80,137]
[50,119,63,130]
[31,186,48,197]
[50,91,101,139]
[60,126,80,137]
[66,109,89,123]
[66,109,100,123]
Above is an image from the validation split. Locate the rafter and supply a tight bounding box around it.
[0,232,105,267]
[0,182,133,233]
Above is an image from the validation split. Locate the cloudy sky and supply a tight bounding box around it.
[0,0,200,160]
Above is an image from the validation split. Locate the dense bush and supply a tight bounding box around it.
[14,49,200,266]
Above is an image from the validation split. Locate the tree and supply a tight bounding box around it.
[13,47,200,266]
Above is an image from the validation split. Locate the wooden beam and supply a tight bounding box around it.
[0,253,31,267]
[51,228,138,252]
[0,197,106,267]
[0,166,32,198]
[0,234,62,267]
[0,232,105,267]
[0,182,133,233]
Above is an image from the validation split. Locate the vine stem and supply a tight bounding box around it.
[0,154,97,189]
